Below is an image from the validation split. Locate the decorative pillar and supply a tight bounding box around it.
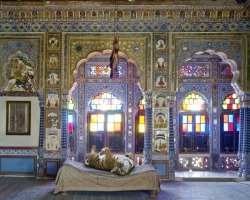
[61,92,69,163]
[239,93,250,179]
[37,90,45,177]
[143,91,152,164]
[169,93,176,179]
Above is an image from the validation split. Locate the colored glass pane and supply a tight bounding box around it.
[114,123,121,131]
[107,123,114,131]
[182,115,187,123]
[224,123,228,131]
[183,104,187,110]
[201,115,206,123]
[182,93,206,111]
[182,124,187,132]
[195,115,200,123]
[139,115,144,124]
[68,123,73,132]
[188,115,192,123]
[236,123,240,132]
[107,115,114,122]
[97,123,104,131]
[90,123,97,132]
[201,124,206,132]
[98,114,104,122]
[188,124,193,132]
[229,123,234,131]
[90,115,97,123]
[222,104,227,109]
[223,114,228,122]
[222,93,240,110]
[114,114,121,122]
[196,124,200,132]
[139,124,145,133]
[236,115,240,123]
[68,115,73,123]
[229,114,234,123]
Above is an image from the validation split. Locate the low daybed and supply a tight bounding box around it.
[54,160,161,197]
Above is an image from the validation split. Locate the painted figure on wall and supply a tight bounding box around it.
[155,75,166,88]
[4,56,35,92]
[45,128,61,151]
[156,39,165,50]
[48,37,59,49]
[155,94,167,108]
[48,54,59,69]
[47,112,59,129]
[47,73,59,86]
[155,112,168,128]
[155,57,166,69]
[46,92,59,108]
[154,131,168,153]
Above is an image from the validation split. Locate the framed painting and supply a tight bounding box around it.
[6,101,31,135]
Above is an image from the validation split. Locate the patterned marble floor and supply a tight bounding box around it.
[0,177,250,200]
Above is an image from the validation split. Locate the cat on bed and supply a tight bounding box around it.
[84,145,134,176]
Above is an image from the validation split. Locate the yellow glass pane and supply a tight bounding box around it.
[139,124,145,133]
[232,104,237,109]
[191,93,195,98]
[102,93,107,98]
[182,104,187,111]
[139,115,144,124]
[182,124,187,132]
[226,99,230,104]
[90,115,97,123]
[222,104,227,109]
[97,105,102,110]
[107,122,114,131]
[139,105,144,110]
[90,123,97,132]
[196,124,200,132]
[185,99,189,104]
[114,123,121,131]
[235,99,239,104]
[114,114,121,122]
[188,115,192,123]
[98,114,105,122]
[232,93,236,98]
[201,115,206,123]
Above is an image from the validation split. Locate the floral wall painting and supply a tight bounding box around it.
[47,111,59,129]
[46,91,59,108]
[47,72,60,86]
[3,55,36,93]
[45,128,61,151]
[154,131,168,153]
[156,38,166,50]
[155,94,167,108]
[154,111,168,128]
[48,35,60,50]
[155,75,167,88]
[155,57,166,69]
[48,53,59,69]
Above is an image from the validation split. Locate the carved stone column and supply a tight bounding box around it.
[238,93,250,179]
[37,90,45,177]
[143,91,152,164]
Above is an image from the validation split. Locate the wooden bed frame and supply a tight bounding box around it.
[54,160,161,197]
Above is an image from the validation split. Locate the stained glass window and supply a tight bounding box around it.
[182,93,206,111]
[222,93,240,110]
[180,65,208,77]
[221,93,240,153]
[88,92,124,152]
[90,92,122,111]
[89,65,123,77]
[136,97,145,153]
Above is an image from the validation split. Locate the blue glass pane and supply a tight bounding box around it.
[236,123,240,132]
[182,115,187,123]
[68,115,73,123]
[201,124,206,132]
[188,124,192,132]
[228,114,234,123]
[224,123,228,131]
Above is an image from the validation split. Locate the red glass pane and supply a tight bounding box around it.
[236,115,240,123]
[228,123,234,131]
[68,123,73,132]
[228,104,232,110]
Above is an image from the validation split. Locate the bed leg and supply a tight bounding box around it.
[149,190,158,197]
[60,191,68,196]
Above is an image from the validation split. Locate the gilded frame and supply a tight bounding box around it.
[6,101,31,135]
